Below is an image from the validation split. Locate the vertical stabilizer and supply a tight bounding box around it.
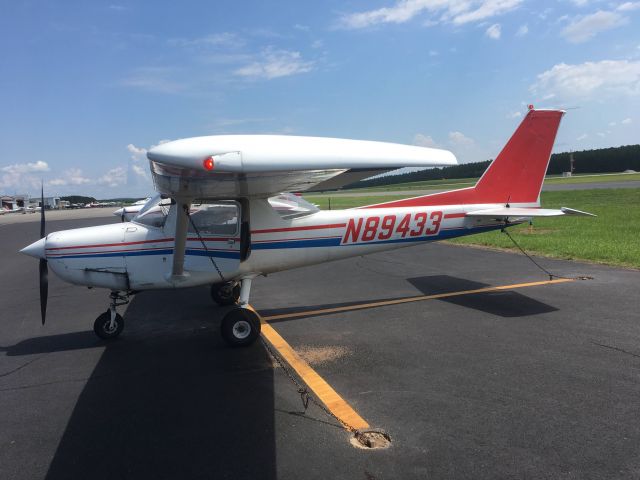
[364,108,565,208]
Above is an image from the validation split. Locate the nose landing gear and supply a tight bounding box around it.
[220,277,261,348]
[93,291,130,340]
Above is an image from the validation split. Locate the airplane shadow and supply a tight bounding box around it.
[40,287,277,480]
[407,275,558,317]
[261,275,557,323]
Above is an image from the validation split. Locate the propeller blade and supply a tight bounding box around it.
[39,258,48,325]
[40,184,46,238]
[39,183,48,324]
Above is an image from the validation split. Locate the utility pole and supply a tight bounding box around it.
[570,151,575,174]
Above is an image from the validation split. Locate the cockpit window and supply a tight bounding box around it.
[188,201,239,236]
[268,193,319,219]
[132,194,171,228]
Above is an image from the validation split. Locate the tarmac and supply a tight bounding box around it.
[1,211,639,479]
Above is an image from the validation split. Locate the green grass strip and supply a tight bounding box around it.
[304,188,640,269]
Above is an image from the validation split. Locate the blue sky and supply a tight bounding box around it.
[1,0,639,198]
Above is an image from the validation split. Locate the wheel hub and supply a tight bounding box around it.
[104,320,118,334]
[232,320,251,339]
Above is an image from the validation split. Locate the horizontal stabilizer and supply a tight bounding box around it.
[466,206,596,219]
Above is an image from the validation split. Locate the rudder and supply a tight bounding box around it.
[363,108,564,209]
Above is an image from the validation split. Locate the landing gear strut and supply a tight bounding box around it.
[220,277,260,348]
[94,291,129,340]
[210,281,240,306]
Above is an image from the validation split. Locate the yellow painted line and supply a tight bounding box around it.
[247,306,369,431]
[261,278,574,322]
[251,277,573,433]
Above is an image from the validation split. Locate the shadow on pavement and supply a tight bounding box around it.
[408,275,558,317]
[42,287,277,480]
[261,274,557,323]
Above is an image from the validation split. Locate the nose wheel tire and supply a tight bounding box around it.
[221,308,261,347]
[94,311,124,340]
[211,282,240,306]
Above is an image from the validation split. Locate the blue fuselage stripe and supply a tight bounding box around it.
[50,225,502,259]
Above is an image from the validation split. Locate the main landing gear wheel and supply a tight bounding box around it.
[211,282,240,306]
[94,311,124,340]
[221,308,261,347]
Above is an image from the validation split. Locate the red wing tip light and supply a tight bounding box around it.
[203,156,215,171]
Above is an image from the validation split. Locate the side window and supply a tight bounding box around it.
[189,202,239,236]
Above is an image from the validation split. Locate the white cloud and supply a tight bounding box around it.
[168,33,244,49]
[234,48,314,79]
[609,121,617,126]
[485,23,501,39]
[339,0,523,29]
[48,168,92,187]
[120,67,185,94]
[570,0,589,6]
[97,167,127,187]
[131,164,148,178]
[622,117,633,124]
[1,160,49,174]
[561,10,628,43]
[577,133,588,141]
[507,111,523,118]
[413,133,438,147]
[531,59,640,100]
[617,2,640,11]
[311,39,324,49]
[127,143,147,162]
[449,131,475,147]
[516,24,528,36]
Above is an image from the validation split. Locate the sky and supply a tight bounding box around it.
[1,0,639,199]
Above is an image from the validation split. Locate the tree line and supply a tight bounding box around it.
[347,144,640,189]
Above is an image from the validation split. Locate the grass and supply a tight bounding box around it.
[304,188,640,269]
[304,195,409,210]
[337,172,640,194]
[450,189,640,269]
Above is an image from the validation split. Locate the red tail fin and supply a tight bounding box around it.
[364,109,564,208]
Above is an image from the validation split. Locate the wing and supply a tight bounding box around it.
[147,135,456,199]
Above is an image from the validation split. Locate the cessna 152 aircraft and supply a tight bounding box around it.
[21,108,592,347]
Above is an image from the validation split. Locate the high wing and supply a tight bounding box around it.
[147,135,457,199]
[147,134,456,279]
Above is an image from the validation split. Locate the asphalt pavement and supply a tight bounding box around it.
[1,212,639,479]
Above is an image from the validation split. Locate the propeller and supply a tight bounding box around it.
[39,185,48,324]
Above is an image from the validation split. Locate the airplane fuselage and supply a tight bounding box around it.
[40,197,516,292]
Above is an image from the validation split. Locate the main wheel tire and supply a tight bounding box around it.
[221,308,261,347]
[211,282,240,306]
[94,310,124,340]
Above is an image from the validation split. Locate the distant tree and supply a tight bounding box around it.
[346,144,640,189]
[60,195,96,204]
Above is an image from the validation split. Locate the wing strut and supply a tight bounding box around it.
[172,199,191,278]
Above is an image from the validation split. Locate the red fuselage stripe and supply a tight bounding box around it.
[252,223,346,234]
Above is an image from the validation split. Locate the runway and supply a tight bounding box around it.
[1,212,639,479]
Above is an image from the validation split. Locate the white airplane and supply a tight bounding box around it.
[21,108,593,347]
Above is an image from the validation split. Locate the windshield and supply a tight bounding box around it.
[132,194,171,228]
